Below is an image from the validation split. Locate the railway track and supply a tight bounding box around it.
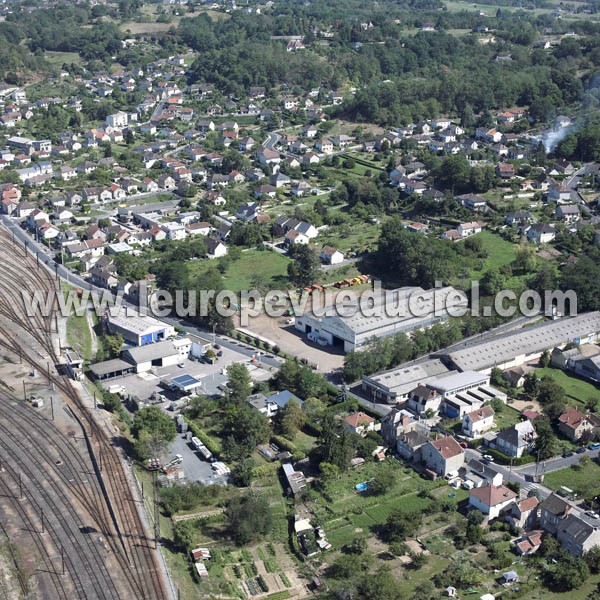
[0,229,169,599]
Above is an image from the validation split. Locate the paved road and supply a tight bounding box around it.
[263,131,281,152]
[1,217,282,370]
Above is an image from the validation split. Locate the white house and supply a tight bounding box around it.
[421,436,464,477]
[468,485,517,520]
[462,406,495,438]
[106,111,129,128]
[320,246,344,265]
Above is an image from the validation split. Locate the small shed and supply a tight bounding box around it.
[502,570,519,583]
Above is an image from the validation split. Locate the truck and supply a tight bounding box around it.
[190,436,204,452]
[197,444,213,461]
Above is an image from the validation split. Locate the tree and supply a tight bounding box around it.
[523,372,539,397]
[132,406,177,459]
[540,349,551,368]
[533,417,557,460]
[287,244,320,287]
[316,414,354,470]
[226,363,252,403]
[275,398,306,439]
[355,566,403,600]
[512,242,537,275]
[586,396,599,413]
[548,555,590,591]
[586,546,600,574]
[382,509,421,543]
[231,457,255,487]
[303,397,326,421]
[104,333,124,358]
[226,492,272,545]
[173,521,195,552]
[367,470,395,496]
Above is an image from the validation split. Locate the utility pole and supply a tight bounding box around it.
[50,396,54,421]
[18,473,22,499]
[153,471,159,549]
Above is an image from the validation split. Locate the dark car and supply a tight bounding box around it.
[576,447,587,454]
[217,350,223,357]
[562,450,574,458]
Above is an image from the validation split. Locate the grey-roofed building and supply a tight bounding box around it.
[295,286,467,353]
[396,429,430,461]
[89,358,135,380]
[105,308,176,346]
[443,313,600,374]
[491,420,537,457]
[282,463,307,497]
[362,358,449,404]
[123,339,189,373]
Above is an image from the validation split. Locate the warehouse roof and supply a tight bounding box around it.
[362,358,449,396]
[300,286,467,340]
[89,358,134,377]
[107,308,169,336]
[124,340,181,363]
[445,312,600,372]
[428,370,488,394]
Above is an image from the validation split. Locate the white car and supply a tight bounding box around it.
[482,454,494,463]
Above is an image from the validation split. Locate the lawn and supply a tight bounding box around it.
[44,51,82,65]
[493,404,522,431]
[467,231,518,279]
[543,460,600,500]
[66,310,93,362]
[535,367,600,408]
[222,250,291,293]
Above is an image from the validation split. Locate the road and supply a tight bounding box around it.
[1,216,282,370]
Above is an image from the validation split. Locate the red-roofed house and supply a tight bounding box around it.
[344,411,375,436]
[421,436,464,477]
[503,496,539,529]
[468,485,517,519]
[558,406,594,442]
[515,530,544,556]
[462,405,495,438]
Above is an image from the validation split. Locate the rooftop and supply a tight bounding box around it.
[445,313,600,372]
[470,484,517,507]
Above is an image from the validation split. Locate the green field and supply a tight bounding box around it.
[544,460,600,500]
[44,51,82,65]
[222,250,291,292]
[66,310,93,362]
[535,367,600,408]
[468,231,518,277]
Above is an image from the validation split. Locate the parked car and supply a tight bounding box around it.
[576,447,587,454]
[562,450,574,458]
[588,443,600,450]
[482,454,494,463]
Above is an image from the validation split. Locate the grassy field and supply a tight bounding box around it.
[535,367,600,408]
[66,310,93,362]
[492,404,522,431]
[222,250,291,292]
[544,460,600,500]
[468,231,518,278]
[44,51,82,65]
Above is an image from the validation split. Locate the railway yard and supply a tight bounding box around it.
[0,228,170,599]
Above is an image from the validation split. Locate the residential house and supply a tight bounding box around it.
[468,485,517,520]
[504,496,539,530]
[462,406,495,438]
[505,210,537,226]
[458,221,483,238]
[206,238,227,259]
[380,407,417,447]
[344,411,375,436]
[320,246,344,265]
[141,178,158,193]
[282,463,307,497]
[515,530,544,556]
[557,406,594,442]
[315,139,333,154]
[456,194,488,212]
[461,458,503,488]
[407,385,442,416]
[396,430,430,462]
[526,223,556,244]
[492,420,537,458]
[496,162,515,179]
[421,436,465,477]
[556,204,580,223]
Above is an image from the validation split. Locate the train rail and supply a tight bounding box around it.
[0,228,168,599]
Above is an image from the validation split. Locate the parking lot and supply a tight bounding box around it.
[97,339,273,403]
[166,433,229,485]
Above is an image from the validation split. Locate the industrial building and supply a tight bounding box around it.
[105,308,175,346]
[361,359,450,404]
[443,312,600,374]
[295,286,467,352]
[123,338,191,373]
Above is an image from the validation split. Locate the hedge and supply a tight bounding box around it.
[185,418,222,456]
[271,435,297,454]
[484,447,536,466]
